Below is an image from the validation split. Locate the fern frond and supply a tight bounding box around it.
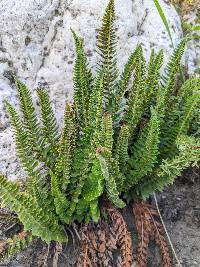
[67,148,92,218]
[127,108,160,188]
[177,92,200,135]
[115,124,130,168]
[147,49,164,98]
[96,147,125,208]
[113,45,142,119]
[101,113,113,151]
[160,39,187,111]
[5,101,51,208]
[50,171,70,224]
[160,90,200,158]
[96,0,117,110]
[138,135,200,199]
[89,199,100,223]
[82,159,104,202]
[56,103,76,191]
[5,102,45,180]
[36,88,59,155]
[72,30,93,131]
[124,48,147,136]
[90,71,105,146]
[15,80,43,157]
[0,175,66,242]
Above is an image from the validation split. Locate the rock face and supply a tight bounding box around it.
[0,0,183,180]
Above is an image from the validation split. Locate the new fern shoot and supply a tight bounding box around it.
[0,0,199,250]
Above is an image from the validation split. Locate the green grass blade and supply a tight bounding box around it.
[153,0,174,47]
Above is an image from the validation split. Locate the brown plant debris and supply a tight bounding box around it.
[105,203,133,267]
[77,220,116,267]
[133,202,172,267]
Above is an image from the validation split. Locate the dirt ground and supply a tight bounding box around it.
[1,168,199,267]
[156,168,200,267]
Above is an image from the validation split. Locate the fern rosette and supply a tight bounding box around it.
[0,1,199,261]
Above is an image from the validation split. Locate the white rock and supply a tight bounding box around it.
[0,0,183,180]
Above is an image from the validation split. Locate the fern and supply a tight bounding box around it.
[50,171,70,224]
[0,175,65,243]
[56,103,76,190]
[14,80,44,159]
[161,39,187,98]
[0,0,199,259]
[36,88,59,156]
[115,124,130,168]
[127,108,160,188]
[137,136,200,199]
[113,45,142,122]
[96,147,125,208]
[96,0,117,110]
[72,30,93,133]
[124,48,147,136]
[101,113,114,151]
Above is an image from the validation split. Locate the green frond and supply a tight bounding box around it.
[67,148,92,217]
[0,231,32,262]
[82,159,104,202]
[138,135,200,199]
[89,199,100,222]
[124,48,147,135]
[14,80,43,158]
[113,45,142,120]
[5,101,51,207]
[36,88,59,154]
[50,171,70,224]
[160,89,200,158]
[96,147,125,208]
[101,113,113,151]
[110,156,125,191]
[160,39,187,111]
[177,76,200,99]
[75,198,89,222]
[115,124,130,168]
[72,30,93,131]
[0,175,66,243]
[177,91,200,136]
[56,103,76,191]
[96,0,117,110]
[127,108,160,188]
[147,49,164,97]
[4,102,44,180]
[25,176,54,214]
[90,71,105,146]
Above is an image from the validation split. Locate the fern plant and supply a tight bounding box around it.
[0,0,199,258]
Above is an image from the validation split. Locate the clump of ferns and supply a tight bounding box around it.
[0,0,200,265]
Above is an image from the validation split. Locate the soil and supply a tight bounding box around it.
[1,168,199,267]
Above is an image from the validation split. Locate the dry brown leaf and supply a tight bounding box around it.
[133,202,153,267]
[105,203,133,267]
[133,202,173,267]
[77,221,115,267]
